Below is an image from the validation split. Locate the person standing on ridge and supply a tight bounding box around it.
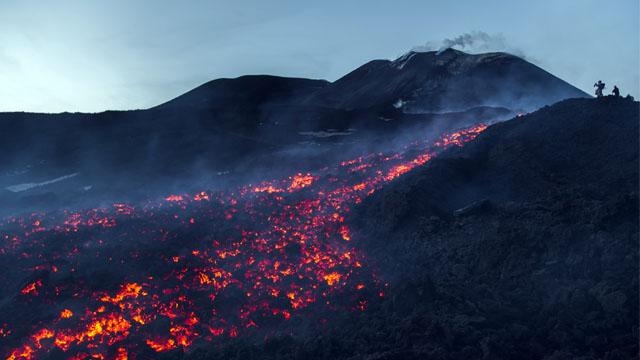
[594,80,605,97]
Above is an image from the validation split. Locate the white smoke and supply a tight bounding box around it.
[411,31,529,59]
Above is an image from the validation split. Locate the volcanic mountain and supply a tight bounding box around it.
[299,48,588,112]
[0,49,588,217]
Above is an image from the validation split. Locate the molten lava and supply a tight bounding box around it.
[0,124,487,359]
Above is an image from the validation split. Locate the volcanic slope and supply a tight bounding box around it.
[300,48,588,112]
[350,97,639,360]
[0,124,489,359]
[179,97,638,360]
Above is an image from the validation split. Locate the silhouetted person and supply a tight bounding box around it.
[594,80,605,97]
[612,85,620,97]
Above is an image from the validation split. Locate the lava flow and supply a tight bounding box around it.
[1,124,487,359]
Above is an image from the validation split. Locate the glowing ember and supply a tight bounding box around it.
[288,173,315,190]
[164,195,184,202]
[323,272,342,286]
[145,338,176,352]
[20,280,42,296]
[0,124,487,358]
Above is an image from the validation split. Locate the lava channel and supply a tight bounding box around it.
[1,124,487,359]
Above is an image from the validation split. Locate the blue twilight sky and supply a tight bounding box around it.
[0,0,638,113]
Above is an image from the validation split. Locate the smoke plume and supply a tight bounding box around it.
[411,31,529,59]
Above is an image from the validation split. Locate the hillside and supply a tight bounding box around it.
[174,97,638,360]
[302,49,588,112]
[0,95,636,359]
[350,96,639,359]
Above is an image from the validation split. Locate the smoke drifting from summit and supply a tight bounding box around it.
[411,31,530,60]
[442,31,505,52]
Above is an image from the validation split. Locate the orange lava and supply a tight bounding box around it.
[0,124,487,359]
[20,280,42,296]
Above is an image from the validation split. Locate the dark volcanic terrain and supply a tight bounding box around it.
[352,97,639,360]
[182,97,639,360]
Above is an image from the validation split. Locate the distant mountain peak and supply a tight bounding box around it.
[308,49,587,112]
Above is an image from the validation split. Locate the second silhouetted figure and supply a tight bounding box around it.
[612,85,620,97]
[594,80,605,97]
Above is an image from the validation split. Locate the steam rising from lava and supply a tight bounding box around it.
[1,124,487,359]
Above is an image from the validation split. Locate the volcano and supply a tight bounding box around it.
[299,48,588,112]
[0,50,587,217]
[1,49,636,360]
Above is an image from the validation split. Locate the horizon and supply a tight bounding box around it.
[0,0,638,113]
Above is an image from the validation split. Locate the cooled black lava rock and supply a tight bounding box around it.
[350,96,639,360]
[184,97,638,359]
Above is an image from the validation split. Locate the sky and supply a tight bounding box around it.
[0,0,638,113]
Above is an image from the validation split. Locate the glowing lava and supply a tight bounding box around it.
[1,124,487,359]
